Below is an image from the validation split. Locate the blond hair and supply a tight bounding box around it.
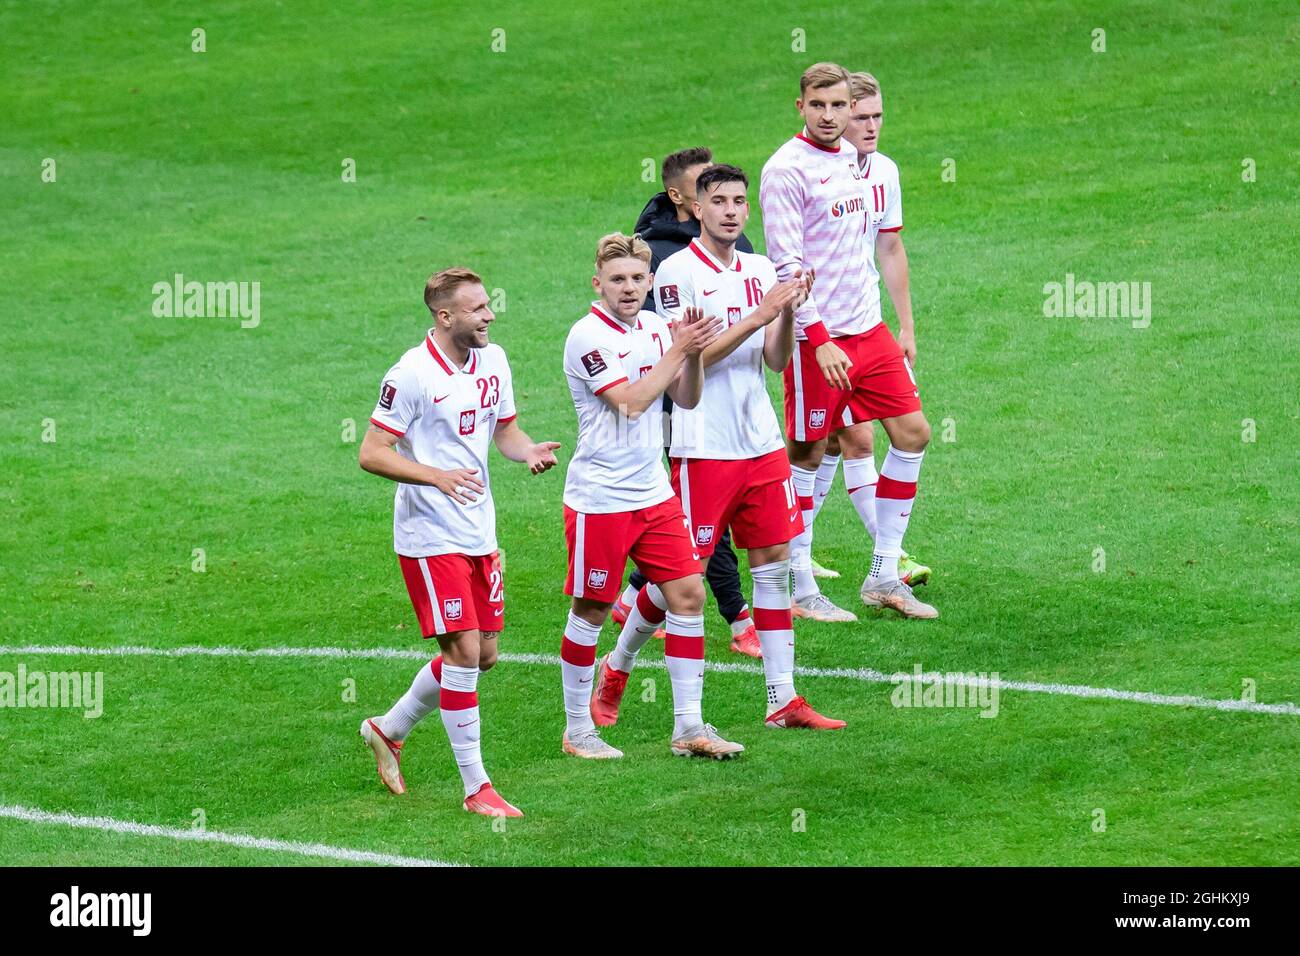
[423,267,483,314]
[800,62,850,95]
[595,232,652,270]
[849,71,880,101]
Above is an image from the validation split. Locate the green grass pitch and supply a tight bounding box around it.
[1,0,1297,866]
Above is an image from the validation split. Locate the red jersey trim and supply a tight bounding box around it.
[594,376,629,396]
[796,131,841,154]
[426,335,478,374]
[878,226,903,233]
[687,239,741,273]
[426,335,455,374]
[496,414,517,425]
[590,304,630,334]
[369,417,405,438]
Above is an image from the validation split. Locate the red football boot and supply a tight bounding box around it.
[463,782,523,818]
[590,653,630,727]
[610,595,632,626]
[729,623,762,659]
[764,696,846,730]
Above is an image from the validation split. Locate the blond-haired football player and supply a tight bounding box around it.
[358,267,561,818]
[761,63,937,621]
[559,233,745,760]
[799,71,934,592]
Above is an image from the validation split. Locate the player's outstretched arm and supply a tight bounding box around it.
[359,424,485,504]
[492,419,561,475]
[877,232,916,365]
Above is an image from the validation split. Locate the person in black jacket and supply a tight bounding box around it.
[612,147,761,658]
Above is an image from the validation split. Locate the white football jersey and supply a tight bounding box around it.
[760,131,877,343]
[859,150,904,326]
[370,333,516,557]
[562,303,675,514]
[652,240,785,460]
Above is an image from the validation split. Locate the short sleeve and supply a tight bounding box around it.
[370,361,422,438]
[564,325,627,397]
[653,254,693,325]
[496,353,517,423]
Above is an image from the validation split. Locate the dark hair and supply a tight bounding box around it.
[661,146,713,186]
[694,163,749,197]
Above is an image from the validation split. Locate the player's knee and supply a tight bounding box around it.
[478,647,498,671]
[913,417,932,449]
[673,580,707,615]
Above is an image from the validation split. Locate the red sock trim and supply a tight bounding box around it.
[753,606,793,630]
[439,688,478,710]
[876,475,917,500]
[561,636,597,667]
[664,633,705,660]
[797,495,814,511]
[634,587,667,624]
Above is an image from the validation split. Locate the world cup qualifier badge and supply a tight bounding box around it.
[379,381,397,410]
[659,284,679,309]
[581,349,607,376]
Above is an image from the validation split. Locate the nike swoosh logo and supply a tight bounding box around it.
[457,719,479,728]
[493,607,503,616]
[433,395,449,404]
[901,511,911,517]
[790,514,798,522]
[702,289,717,296]
[820,176,832,184]
[579,676,592,684]
[618,350,631,358]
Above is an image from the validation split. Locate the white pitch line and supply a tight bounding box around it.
[1,643,1295,717]
[0,804,460,867]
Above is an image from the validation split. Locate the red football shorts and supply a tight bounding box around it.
[399,551,504,638]
[564,497,701,604]
[670,449,803,558]
[783,322,922,442]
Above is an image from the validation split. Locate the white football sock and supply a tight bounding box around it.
[610,583,666,674]
[664,611,705,737]
[438,663,489,798]
[812,453,841,525]
[561,611,601,735]
[843,455,879,541]
[868,447,924,584]
[617,583,638,609]
[380,655,443,742]
[789,464,820,601]
[750,561,796,712]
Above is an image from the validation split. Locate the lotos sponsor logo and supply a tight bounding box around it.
[829,195,865,219]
